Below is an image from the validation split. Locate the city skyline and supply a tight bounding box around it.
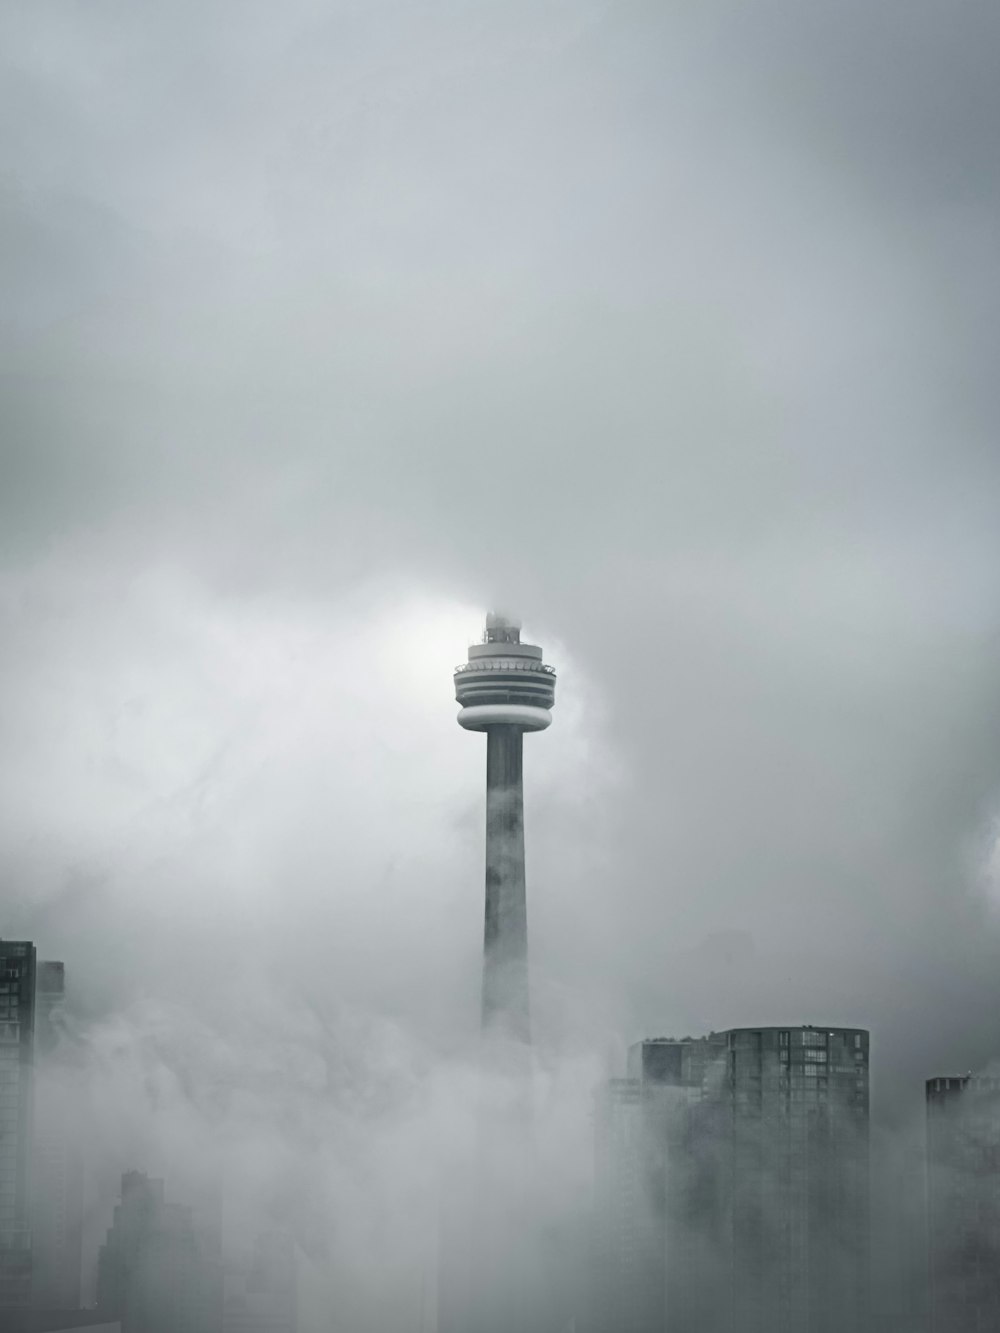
[3,1,1000,1330]
[4,580,1000,1330]
[8,920,1000,1332]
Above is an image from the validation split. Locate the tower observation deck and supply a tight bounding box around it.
[454,613,556,1044]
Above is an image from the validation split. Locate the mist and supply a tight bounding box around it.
[2,1,999,1330]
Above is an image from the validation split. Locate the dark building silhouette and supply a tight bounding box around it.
[97,1172,221,1333]
[596,1026,871,1333]
[725,1026,870,1333]
[0,939,37,1309]
[926,1074,1000,1333]
[31,961,83,1310]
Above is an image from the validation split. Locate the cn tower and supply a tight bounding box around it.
[454,613,556,1044]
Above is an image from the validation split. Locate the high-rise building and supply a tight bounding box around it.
[97,1172,222,1333]
[593,1037,728,1333]
[926,1074,1000,1333]
[596,1026,871,1333]
[453,612,556,1044]
[0,939,37,1309]
[725,1026,870,1333]
[594,1077,654,1333]
[873,1134,928,1333]
[31,961,84,1309]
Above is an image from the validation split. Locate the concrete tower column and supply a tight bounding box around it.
[484,723,527,1041]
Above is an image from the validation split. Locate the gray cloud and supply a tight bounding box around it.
[2,1,999,1326]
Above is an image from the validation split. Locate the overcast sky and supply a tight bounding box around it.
[2,0,999,1322]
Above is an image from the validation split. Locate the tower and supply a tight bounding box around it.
[454,613,556,1045]
[440,615,557,1333]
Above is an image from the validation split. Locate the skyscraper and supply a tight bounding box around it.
[0,939,37,1309]
[725,1026,870,1333]
[596,1026,871,1333]
[31,961,84,1310]
[453,613,556,1044]
[594,1078,647,1333]
[97,1172,222,1333]
[926,1074,1000,1333]
[593,1037,728,1333]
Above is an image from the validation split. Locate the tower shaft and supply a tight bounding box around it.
[483,724,528,1042]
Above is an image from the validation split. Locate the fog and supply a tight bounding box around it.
[2,1,999,1329]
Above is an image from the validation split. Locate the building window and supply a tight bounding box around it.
[779,1031,789,1046]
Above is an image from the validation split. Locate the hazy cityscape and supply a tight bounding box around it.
[2,614,999,1331]
[3,1,1000,1331]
